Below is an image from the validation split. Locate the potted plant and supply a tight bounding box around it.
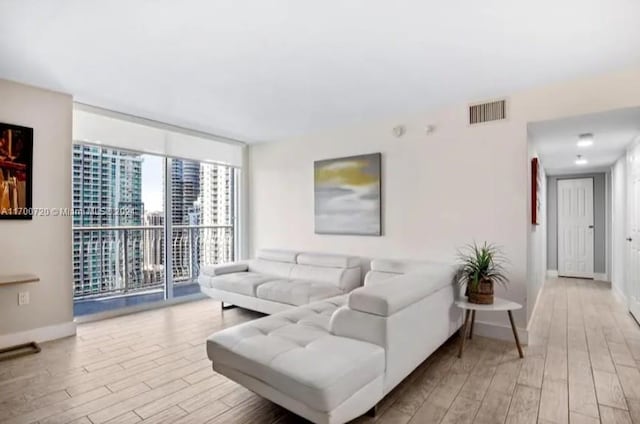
[457,242,508,304]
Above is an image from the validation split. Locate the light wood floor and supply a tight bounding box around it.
[1,278,640,424]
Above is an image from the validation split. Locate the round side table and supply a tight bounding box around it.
[455,297,524,359]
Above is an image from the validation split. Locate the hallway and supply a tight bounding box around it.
[522,277,640,423]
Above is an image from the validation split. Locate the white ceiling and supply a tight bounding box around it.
[1,1,640,143]
[529,108,640,175]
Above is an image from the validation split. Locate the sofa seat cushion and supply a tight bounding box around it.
[199,272,275,296]
[279,296,347,331]
[256,280,343,306]
[207,297,385,412]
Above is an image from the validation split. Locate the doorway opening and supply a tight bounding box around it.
[528,106,640,321]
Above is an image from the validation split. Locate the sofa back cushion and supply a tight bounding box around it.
[248,249,298,278]
[296,253,360,269]
[365,259,454,286]
[290,265,361,292]
[247,250,362,290]
[350,265,457,316]
[290,253,361,292]
[256,249,298,263]
[247,259,295,279]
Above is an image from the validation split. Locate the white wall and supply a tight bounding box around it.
[251,105,528,329]
[606,171,612,284]
[249,65,640,335]
[611,155,627,301]
[526,145,547,323]
[0,79,74,348]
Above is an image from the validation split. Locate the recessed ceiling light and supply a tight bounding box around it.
[575,155,588,165]
[577,133,594,147]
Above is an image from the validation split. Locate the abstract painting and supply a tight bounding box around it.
[0,123,33,219]
[314,153,381,235]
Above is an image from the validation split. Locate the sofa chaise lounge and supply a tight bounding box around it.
[206,259,462,424]
[198,249,362,314]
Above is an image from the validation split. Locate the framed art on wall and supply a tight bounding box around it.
[0,123,33,219]
[531,157,541,225]
[314,153,381,236]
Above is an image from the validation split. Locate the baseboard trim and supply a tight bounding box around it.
[472,320,528,345]
[546,270,558,278]
[612,283,628,306]
[593,273,609,282]
[527,279,546,331]
[0,321,76,350]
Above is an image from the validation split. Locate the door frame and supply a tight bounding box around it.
[627,139,640,322]
[557,177,595,278]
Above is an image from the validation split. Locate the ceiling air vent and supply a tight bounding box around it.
[469,100,506,124]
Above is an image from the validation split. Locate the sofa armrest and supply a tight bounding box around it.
[349,267,456,317]
[201,262,249,277]
[329,306,386,347]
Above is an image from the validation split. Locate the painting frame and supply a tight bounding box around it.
[531,157,541,225]
[314,152,382,236]
[0,122,33,220]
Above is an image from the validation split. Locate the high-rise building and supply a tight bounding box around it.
[199,164,234,264]
[170,160,200,225]
[143,211,164,284]
[72,145,143,296]
[143,211,164,267]
[170,159,201,280]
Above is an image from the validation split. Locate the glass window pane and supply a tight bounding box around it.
[170,159,235,298]
[71,142,238,316]
[72,145,166,316]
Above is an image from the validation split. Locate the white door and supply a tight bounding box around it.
[558,178,594,278]
[627,141,640,322]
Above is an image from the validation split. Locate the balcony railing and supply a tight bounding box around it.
[72,225,234,299]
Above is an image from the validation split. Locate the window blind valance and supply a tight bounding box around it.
[73,107,244,167]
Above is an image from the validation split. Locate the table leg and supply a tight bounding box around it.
[507,310,524,358]
[458,309,471,358]
[469,310,476,340]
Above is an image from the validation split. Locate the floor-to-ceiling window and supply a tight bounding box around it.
[169,159,236,299]
[72,107,242,317]
[72,146,166,315]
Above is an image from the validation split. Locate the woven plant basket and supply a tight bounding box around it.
[468,279,494,304]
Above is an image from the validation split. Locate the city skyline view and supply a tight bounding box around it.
[72,144,235,298]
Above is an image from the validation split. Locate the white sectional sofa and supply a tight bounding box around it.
[198,249,362,314]
[206,259,462,424]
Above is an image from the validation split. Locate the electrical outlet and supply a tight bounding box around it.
[18,291,29,306]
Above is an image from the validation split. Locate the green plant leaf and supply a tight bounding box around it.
[456,241,509,289]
